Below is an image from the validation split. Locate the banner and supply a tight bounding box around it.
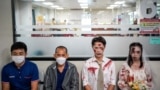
[140,19,160,34]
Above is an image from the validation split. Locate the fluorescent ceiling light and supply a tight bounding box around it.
[122,4,129,7]
[114,1,125,5]
[106,4,119,9]
[34,0,45,1]
[110,4,119,7]
[78,0,88,3]
[56,7,64,10]
[80,4,88,7]
[43,2,53,5]
[106,6,114,9]
[51,5,59,8]
[81,6,88,9]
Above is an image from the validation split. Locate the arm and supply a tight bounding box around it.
[31,80,39,90]
[2,82,10,90]
[43,67,52,90]
[81,63,91,90]
[107,62,116,90]
[145,64,153,89]
[107,85,115,90]
[1,67,10,90]
[84,85,92,90]
[70,66,79,90]
[31,64,39,90]
[117,64,129,90]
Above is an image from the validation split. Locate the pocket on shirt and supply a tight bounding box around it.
[24,76,32,81]
[9,75,16,83]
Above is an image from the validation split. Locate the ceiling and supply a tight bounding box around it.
[22,0,137,10]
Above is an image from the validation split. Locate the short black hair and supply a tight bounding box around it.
[55,46,68,54]
[11,42,27,52]
[91,36,106,46]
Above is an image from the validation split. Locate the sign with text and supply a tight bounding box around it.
[140,19,160,34]
[150,37,160,44]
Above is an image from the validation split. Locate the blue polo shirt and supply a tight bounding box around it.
[1,60,39,90]
[56,62,68,90]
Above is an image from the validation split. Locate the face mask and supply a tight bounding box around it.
[56,57,66,65]
[12,56,25,64]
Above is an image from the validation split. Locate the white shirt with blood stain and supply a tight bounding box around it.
[82,56,116,90]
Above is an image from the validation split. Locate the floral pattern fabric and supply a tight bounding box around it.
[118,63,153,90]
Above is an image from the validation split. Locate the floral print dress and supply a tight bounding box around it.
[118,63,153,90]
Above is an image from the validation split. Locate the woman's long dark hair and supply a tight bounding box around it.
[127,42,143,68]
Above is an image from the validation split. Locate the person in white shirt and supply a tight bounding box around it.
[81,36,116,90]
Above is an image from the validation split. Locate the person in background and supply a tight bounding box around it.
[118,42,153,90]
[43,46,79,90]
[1,42,39,90]
[52,18,56,25]
[51,18,61,31]
[133,18,137,25]
[81,36,116,90]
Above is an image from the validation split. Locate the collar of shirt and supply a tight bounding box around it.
[56,62,68,90]
[92,56,109,63]
[56,62,68,73]
[12,60,27,70]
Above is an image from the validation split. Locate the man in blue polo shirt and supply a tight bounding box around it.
[43,46,79,90]
[1,42,39,90]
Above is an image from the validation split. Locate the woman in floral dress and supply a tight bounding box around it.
[118,42,153,90]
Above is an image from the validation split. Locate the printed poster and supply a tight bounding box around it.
[140,19,160,34]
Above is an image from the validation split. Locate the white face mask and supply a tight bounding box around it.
[12,56,25,64]
[56,57,66,65]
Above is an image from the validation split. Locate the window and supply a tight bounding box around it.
[13,0,160,58]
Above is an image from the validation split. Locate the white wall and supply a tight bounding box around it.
[0,0,13,89]
[15,0,32,26]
